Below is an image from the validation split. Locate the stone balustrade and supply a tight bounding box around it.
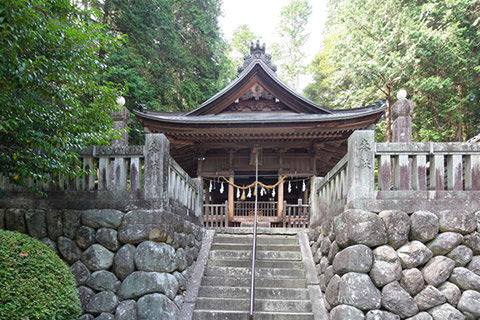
[311,131,480,228]
[0,133,203,220]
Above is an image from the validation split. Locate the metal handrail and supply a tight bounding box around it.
[249,152,259,319]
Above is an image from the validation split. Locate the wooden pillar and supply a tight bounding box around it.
[228,176,234,225]
[278,176,284,220]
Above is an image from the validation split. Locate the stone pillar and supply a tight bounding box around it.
[346,130,375,209]
[144,134,170,202]
[111,106,130,146]
[392,90,413,143]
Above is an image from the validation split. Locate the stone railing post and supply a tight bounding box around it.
[309,176,323,228]
[144,134,170,202]
[346,130,375,209]
[192,178,204,218]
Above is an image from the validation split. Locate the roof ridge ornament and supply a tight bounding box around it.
[238,40,277,73]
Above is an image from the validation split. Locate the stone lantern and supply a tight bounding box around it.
[111,96,130,146]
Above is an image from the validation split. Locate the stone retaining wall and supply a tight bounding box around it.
[0,208,203,320]
[309,208,480,320]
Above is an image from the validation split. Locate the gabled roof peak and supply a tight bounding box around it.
[238,40,277,73]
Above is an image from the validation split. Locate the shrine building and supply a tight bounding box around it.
[134,41,385,227]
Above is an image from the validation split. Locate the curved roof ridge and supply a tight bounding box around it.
[186,59,334,116]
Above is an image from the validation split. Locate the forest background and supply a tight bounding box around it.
[1,0,479,187]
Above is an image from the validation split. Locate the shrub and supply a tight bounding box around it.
[0,230,81,319]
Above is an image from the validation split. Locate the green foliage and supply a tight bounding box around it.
[306,0,480,141]
[0,0,123,190]
[228,24,259,69]
[0,230,81,319]
[96,0,233,113]
[272,0,312,89]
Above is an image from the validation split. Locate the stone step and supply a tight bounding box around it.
[209,249,302,261]
[204,266,305,278]
[210,243,300,251]
[195,297,312,313]
[197,286,310,300]
[193,310,314,320]
[207,258,305,269]
[213,235,299,245]
[201,276,307,288]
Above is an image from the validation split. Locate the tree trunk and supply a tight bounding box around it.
[455,85,464,142]
[385,85,392,142]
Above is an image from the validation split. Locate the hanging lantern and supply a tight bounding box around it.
[220,182,224,194]
[288,181,292,193]
[302,180,306,192]
[247,188,252,198]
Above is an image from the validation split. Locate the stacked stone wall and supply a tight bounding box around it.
[309,208,480,320]
[0,208,203,320]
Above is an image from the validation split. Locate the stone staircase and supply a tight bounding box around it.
[185,228,325,320]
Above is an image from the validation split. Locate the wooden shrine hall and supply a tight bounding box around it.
[134,41,385,227]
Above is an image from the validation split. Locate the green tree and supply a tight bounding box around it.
[307,0,480,142]
[272,0,312,89]
[229,24,259,68]
[0,0,122,191]
[89,0,232,112]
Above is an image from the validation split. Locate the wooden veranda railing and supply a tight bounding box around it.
[284,199,309,228]
[202,200,310,228]
[203,201,228,228]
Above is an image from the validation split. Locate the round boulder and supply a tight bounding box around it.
[438,282,461,306]
[447,245,473,267]
[449,267,480,291]
[400,268,424,296]
[115,300,137,320]
[113,244,136,280]
[136,293,179,320]
[96,228,119,252]
[428,303,465,320]
[337,272,381,310]
[410,211,439,243]
[427,232,463,255]
[382,281,418,318]
[76,226,96,250]
[422,256,456,287]
[334,209,387,248]
[437,209,477,235]
[457,290,480,317]
[86,270,119,292]
[332,244,373,275]
[85,291,118,315]
[379,210,410,249]
[81,244,114,271]
[330,305,365,320]
[57,236,81,265]
[118,271,179,300]
[70,260,91,285]
[414,285,446,311]
[134,241,177,273]
[397,241,433,269]
[366,310,400,320]
[370,245,402,287]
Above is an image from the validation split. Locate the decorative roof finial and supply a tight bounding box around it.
[238,40,277,73]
